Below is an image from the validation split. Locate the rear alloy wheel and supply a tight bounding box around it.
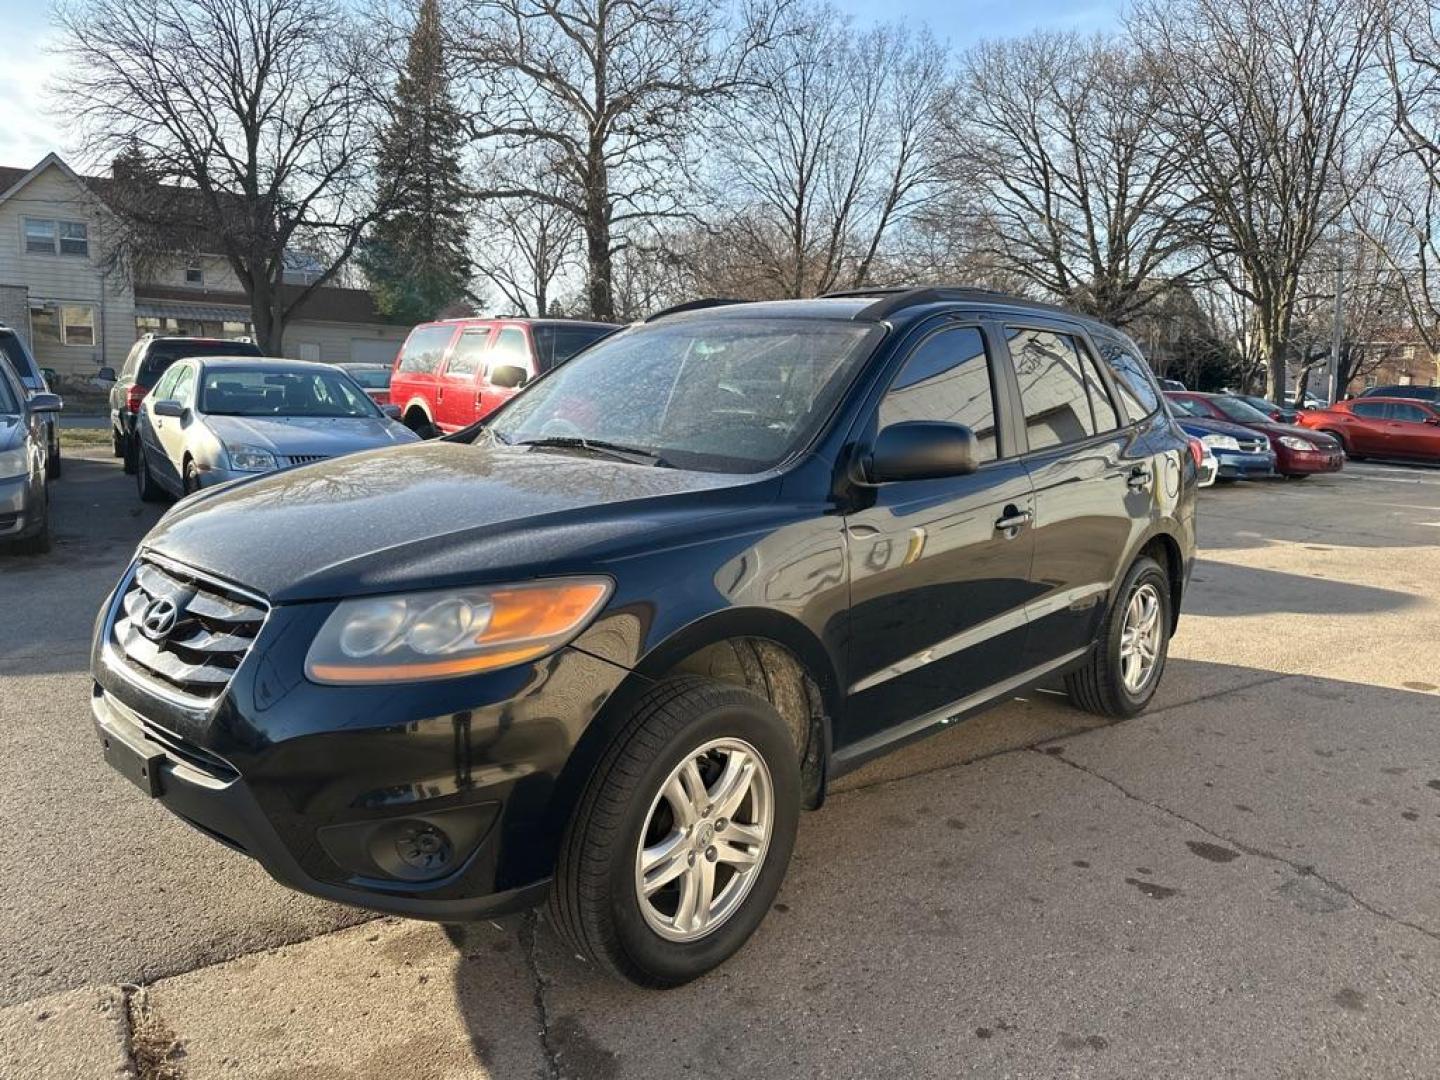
[550,677,799,987]
[1065,555,1171,718]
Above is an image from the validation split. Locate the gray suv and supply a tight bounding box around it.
[0,324,62,478]
[0,357,62,553]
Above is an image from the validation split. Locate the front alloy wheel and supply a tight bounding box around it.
[550,677,800,987]
[635,738,774,942]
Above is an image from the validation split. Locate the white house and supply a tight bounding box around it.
[0,153,410,379]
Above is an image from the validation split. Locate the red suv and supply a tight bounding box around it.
[1298,397,1440,462]
[390,318,619,436]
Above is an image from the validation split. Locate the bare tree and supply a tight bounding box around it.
[712,7,949,297]
[941,32,1196,326]
[448,0,785,320]
[472,153,581,316]
[56,0,394,352]
[1133,0,1382,401]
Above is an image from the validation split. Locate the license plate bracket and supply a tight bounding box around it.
[102,731,165,797]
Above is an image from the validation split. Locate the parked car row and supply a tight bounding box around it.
[1165,391,1345,478]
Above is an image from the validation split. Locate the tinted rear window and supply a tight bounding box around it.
[532,324,615,372]
[139,339,262,387]
[1095,338,1161,419]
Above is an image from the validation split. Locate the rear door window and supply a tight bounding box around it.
[1005,328,1097,451]
[445,329,491,377]
[1351,402,1388,420]
[878,326,998,463]
[396,326,454,374]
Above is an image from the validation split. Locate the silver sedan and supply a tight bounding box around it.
[1,358,61,552]
[134,357,420,500]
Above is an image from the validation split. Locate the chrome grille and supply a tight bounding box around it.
[281,454,328,467]
[1237,436,1268,453]
[111,558,267,701]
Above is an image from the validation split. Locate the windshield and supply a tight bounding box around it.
[1,332,39,382]
[200,367,380,418]
[344,366,392,389]
[488,318,879,473]
[1210,396,1274,424]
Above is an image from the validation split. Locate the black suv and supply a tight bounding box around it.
[1,324,62,478]
[90,288,1196,986]
[107,335,264,472]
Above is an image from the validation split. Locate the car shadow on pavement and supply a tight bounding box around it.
[1184,558,1423,618]
[443,658,1440,1079]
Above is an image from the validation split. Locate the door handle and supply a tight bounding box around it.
[994,506,1032,533]
[1126,466,1152,491]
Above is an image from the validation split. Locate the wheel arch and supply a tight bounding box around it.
[537,609,841,880]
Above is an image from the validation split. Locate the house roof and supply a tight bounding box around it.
[135,283,393,326]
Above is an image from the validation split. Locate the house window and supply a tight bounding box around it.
[60,305,96,346]
[23,218,88,257]
[185,263,204,285]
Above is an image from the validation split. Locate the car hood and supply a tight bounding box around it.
[1241,420,1340,447]
[1175,416,1264,442]
[141,440,770,602]
[204,414,417,456]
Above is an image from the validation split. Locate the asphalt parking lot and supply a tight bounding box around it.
[3,449,1439,1079]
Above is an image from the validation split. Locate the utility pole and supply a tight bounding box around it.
[1328,259,1344,405]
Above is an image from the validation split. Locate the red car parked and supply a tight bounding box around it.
[1164,391,1344,477]
[390,318,619,436]
[1297,397,1440,463]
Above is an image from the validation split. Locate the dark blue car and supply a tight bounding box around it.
[1168,399,1275,480]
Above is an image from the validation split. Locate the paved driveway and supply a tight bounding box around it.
[3,452,1439,1078]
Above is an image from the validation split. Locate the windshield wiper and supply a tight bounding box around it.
[515,435,670,467]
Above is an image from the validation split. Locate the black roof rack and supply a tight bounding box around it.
[820,285,1079,322]
[644,297,747,322]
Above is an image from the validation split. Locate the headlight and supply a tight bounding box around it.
[1201,434,1240,451]
[305,578,613,683]
[0,445,25,480]
[1277,435,1315,451]
[227,445,277,472]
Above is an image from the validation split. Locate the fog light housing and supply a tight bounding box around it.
[316,802,500,884]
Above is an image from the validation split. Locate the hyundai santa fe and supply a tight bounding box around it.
[90,287,1197,986]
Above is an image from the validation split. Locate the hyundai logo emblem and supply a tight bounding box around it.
[139,596,181,641]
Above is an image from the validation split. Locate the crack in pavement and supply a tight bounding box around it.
[521,910,562,1080]
[1031,746,1440,946]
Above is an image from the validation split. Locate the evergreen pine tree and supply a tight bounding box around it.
[361,0,471,322]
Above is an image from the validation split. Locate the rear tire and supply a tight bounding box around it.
[135,447,165,503]
[549,676,800,987]
[1065,555,1171,719]
[183,458,200,495]
[122,435,138,475]
[112,428,125,458]
[405,411,439,439]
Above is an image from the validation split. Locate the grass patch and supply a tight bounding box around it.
[60,426,114,450]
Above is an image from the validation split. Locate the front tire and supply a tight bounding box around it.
[1065,555,1172,718]
[549,677,800,987]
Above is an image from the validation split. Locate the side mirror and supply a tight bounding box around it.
[489,364,529,390]
[96,366,117,382]
[28,392,63,414]
[381,403,402,420]
[153,399,185,419]
[862,421,979,484]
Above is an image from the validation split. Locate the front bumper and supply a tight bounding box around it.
[90,568,635,920]
[1277,445,1344,475]
[0,473,36,538]
[1214,450,1276,479]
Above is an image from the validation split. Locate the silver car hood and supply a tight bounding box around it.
[203,414,417,456]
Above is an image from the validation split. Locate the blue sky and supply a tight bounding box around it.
[0,0,1121,169]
